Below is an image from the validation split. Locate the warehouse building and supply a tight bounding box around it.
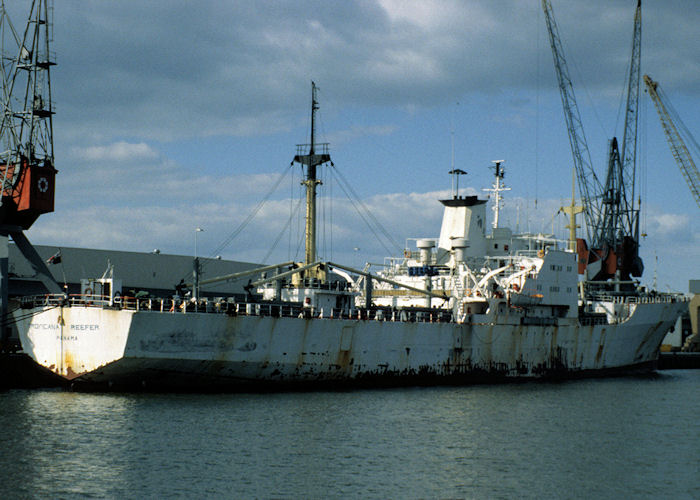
[8,244,262,300]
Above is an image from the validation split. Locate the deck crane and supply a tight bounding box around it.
[643,75,700,209]
[0,1,63,349]
[542,0,643,284]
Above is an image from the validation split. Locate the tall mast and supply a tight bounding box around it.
[482,160,510,229]
[293,82,331,266]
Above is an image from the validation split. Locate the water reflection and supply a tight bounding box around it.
[1,372,698,498]
[2,391,136,497]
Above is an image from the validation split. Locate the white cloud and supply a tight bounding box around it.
[377,0,448,29]
[645,213,692,241]
[327,125,397,146]
[72,142,159,162]
[57,142,288,209]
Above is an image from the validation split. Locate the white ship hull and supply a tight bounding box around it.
[16,297,684,390]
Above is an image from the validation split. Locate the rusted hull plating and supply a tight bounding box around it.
[17,300,684,390]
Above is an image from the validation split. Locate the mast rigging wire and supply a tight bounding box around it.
[195,165,291,280]
[261,197,303,265]
[330,164,403,256]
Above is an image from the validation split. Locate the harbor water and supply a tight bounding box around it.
[1,371,699,499]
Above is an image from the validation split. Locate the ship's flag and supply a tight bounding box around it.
[46,250,62,265]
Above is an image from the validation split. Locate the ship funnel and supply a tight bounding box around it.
[436,196,487,264]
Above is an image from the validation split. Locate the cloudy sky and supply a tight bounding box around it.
[8,0,699,292]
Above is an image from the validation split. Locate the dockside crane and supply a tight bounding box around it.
[542,0,644,285]
[0,0,57,229]
[541,0,601,244]
[0,0,63,350]
[643,75,700,209]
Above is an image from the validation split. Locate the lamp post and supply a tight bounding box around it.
[195,227,204,259]
[194,227,204,300]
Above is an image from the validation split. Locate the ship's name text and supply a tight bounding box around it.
[70,324,100,331]
[31,323,100,331]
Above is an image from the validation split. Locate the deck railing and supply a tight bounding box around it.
[587,292,687,305]
[19,294,454,324]
[20,289,684,325]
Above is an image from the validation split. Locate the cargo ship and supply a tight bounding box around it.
[10,1,688,390]
[13,175,685,389]
[13,147,686,390]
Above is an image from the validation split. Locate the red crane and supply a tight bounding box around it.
[0,0,57,229]
[1,1,62,350]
